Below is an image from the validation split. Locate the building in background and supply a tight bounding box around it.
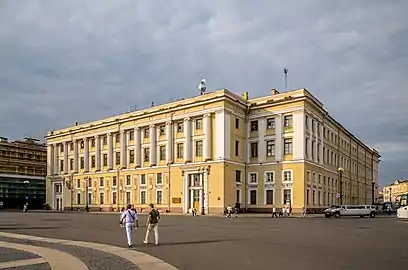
[45,88,380,214]
[382,179,408,203]
[0,137,47,209]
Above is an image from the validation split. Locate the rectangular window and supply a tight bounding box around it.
[283,170,293,182]
[266,140,275,156]
[126,175,131,186]
[283,189,291,204]
[80,157,85,169]
[77,179,81,188]
[283,115,293,127]
[307,189,310,205]
[126,191,131,204]
[103,136,107,145]
[235,118,239,129]
[91,138,95,148]
[144,128,149,138]
[249,173,257,183]
[266,118,275,129]
[80,140,84,149]
[143,148,149,162]
[157,173,163,184]
[99,177,104,187]
[284,138,293,155]
[112,192,117,204]
[159,125,165,136]
[156,190,163,204]
[140,191,146,204]
[249,190,257,205]
[236,189,241,204]
[177,122,183,133]
[177,143,184,158]
[129,150,135,164]
[313,190,316,205]
[250,142,258,158]
[91,156,95,168]
[140,174,146,185]
[159,146,166,161]
[307,171,311,182]
[311,141,315,158]
[115,134,120,143]
[87,192,92,205]
[195,140,203,157]
[99,193,104,204]
[305,138,309,157]
[76,193,81,205]
[112,176,117,187]
[195,118,203,130]
[250,120,258,132]
[103,154,107,166]
[129,131,134,141]
[70,143,74,151]
[266,190,274,205]
[70,159,74,170]
[235,140,239,156]
[235,170,241,183]
[60,160,64,172]
[265,172,275,182]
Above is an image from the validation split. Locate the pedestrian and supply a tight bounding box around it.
[302,206,308,217]
[120,204,138,248]
[226,205,232,218]
[143,203,160,245]
[271,206,278,218]
[119,207,125,228]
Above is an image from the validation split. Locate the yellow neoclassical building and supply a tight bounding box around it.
[382,180,408,203]
[45,88,380,214]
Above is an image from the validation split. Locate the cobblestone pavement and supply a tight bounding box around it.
[1,211,407,270]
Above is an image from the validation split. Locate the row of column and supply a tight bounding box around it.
[306,115,324,164]
[47,114,213,176]
[254,114,283,162]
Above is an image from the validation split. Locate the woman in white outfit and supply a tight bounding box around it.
[120,204,138,247]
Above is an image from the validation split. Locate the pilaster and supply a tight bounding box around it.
[134,128,141,167]
[73,140,78,172]
[184,118,192,163]
[165,121,173,164]
[107,133,113,170]
[203,113,212,161]
[53,144,59,175]
[149,125,157,166]
[47,144,54,176]
[120,131,127,168]
[84,138,90,172]
[275,114,283,161]
[293,110,305,160]
[63,142,68,174]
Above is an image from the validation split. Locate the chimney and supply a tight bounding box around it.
[271,89,280,95]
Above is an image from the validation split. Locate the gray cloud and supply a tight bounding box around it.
[0,0,407,186]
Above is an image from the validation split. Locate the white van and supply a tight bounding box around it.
[324,205,376,218]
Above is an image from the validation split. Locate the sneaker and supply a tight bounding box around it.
[155,243,158,246]
[128,245,133,248]
[143,240,148,244]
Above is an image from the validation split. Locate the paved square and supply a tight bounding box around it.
[0,212,407,270]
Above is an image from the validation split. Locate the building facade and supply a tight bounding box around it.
[45,88,380,214]
[0,137,47,209]
[382,180,408,203]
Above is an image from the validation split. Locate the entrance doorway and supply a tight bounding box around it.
[193,190,200,210]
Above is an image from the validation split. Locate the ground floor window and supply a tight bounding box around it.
[87,193,92,204]
[249,190,257,205]
[306,189,310,205]
[99,192,104,205]
[156,190,163,205]
[312,190,316,205]
[112,192,117,204]
[76,193,81,205]
[265,190,274,205]
[236,189,241,204]
[283,189,291,204]
[140,191,146,204]
[126,191,131,204]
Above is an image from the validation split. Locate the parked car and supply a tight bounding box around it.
[324,205,376,218]
[0,201,3,209]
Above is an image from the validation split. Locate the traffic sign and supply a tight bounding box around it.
[335,193,340,198]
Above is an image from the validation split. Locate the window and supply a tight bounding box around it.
[283,170,293,182]
[284,138,293,155]
[76,179,81,188]
[126,191,131,204]
[70,159,74,170]
[305,115,309,129]
[312,119,315,132]
[156,190,163,204]
[250,120,258,132]
[129,131,134,141]
[76,193,81,205]
[195,118,202,129]
[87,192,92,204]
[311,141,315,158]
[140,191,146,204]
[91,138,95,148]
[143,148,149,162]
[283,115,293,127]
[114,152,120,166]
[313,190,316,205]
[307,189,310,205]
[157,173,163,184]
[103,154,107,166]
[159,146,166,161]
[126,175,131,186]
[305,138,309,157]
[91,156,95,168]
[70,143,74,151]
[250,142,258,158]
[195,140,203,157]
[60,160,64,172]
[177,122,183,133]
[249,173,257,183]
[312,172,316,182]
[265,172,275,182]
[144,128,149,138]
[266,140,275,156]
[236,190,241,204]
[235,170,241,182]
[318,174,321,184]
[283,189,291,204]
[159,125,166,136]
[103,136,107,145]
[235,140,239,156]
[99,177,104,187]
[99,192,104,204]
[112,192,117,204]
[249,190,257,205]
[235,118,239,129]
[115,134,120,143]
[266,190,274,205]
[177,143,184,158]
[112,176,117,187]
[140,174,146,185]
[80,157,84,169]
[80,140,84,149]
[266,118,275,129]
[129,150,135,164]
[307,171,311,182]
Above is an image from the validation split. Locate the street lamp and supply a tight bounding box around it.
[23,180,30,204]
[337,167,344,205]
[371,180,375,205]
[389,187,392,203]
[85,177,89,212]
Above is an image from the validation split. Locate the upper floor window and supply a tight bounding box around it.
[265,172,275,182]
[284,138,293,155]
[157,173,163,184]
[126,175,131,186]
[115,134,120,143]
[143,148,149,162]
[140,174,146,185]
[195,140,203,157]
[266,140,275,156]
[266,118,275,129]
[283,170,293,182]
[250,142,258,158]
[235,170,241,183]
[102,136,107,145]
[177,143,184,158]
[144,128,149,138]
[195,118,203,130]
[177,122,183,133]
[249,173,257,183]
[284,115,293,127]
[159,125,165,136]
[99,177,104,187]
[129,131,134,141]
[250,121,258,132]
[235,118,240,129]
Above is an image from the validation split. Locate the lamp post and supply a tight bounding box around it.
[85,177,89,212]
[337,167,344,205]
[70,173,74,211]
[389,187,392,203]
[371,180,375,205]
[23,180,30,209]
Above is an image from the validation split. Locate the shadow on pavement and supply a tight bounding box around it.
[0,226,61,230]
[151,239,237,247]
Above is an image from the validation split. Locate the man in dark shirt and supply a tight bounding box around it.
[143,203,160,245]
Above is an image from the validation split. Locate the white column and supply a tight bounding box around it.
[134,128,141,167]
[95,135,101,171]
[120,131,127,168]
[107,133,113,170]
[314,121,319,163]
[53,144,59,175]
[215,110,231,160]
[63,142,68,174]
[204,171,209,214]
[182,173,189,213]
[47,144,53,176]
[203,114,212,161]
[319,123,324,164]
[275,114,283,161]
[293,110,305,160]
[149,125,157,166]
[184,118,192,163]
[166,121,173,164]
[73,140,78,172]
[258,118,266,163]
[84,138,90,172]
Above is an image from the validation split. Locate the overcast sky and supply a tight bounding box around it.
[0,0,407,186]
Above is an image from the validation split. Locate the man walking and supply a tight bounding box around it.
[271,206,278,218]
[120,204,138,248]
[143,203,160,245]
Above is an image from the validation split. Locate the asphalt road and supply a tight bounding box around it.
[0,211,407,270]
